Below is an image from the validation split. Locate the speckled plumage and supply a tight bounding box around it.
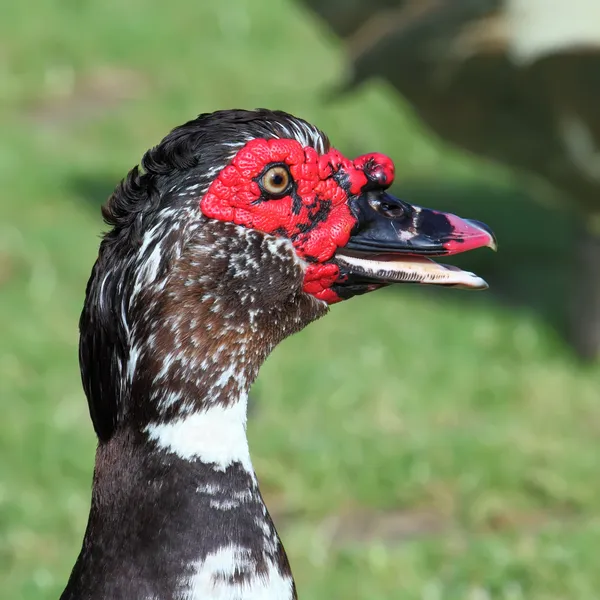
[65,111,332,600]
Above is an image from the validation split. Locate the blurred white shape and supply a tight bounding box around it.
[508,0,600,64]
[559,113,600,183]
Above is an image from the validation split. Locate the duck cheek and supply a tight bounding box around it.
[295,206,357,263]
[314,288,343,304]
[303,263,342,303]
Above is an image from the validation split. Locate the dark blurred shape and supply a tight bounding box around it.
[301,0,600,359]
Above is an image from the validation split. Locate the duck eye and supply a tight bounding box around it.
[260,165,291,197]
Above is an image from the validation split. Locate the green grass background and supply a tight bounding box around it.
[1,1,599,598]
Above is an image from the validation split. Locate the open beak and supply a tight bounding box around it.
[335,192,497,291]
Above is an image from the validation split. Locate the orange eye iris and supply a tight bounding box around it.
[261,165,291,197]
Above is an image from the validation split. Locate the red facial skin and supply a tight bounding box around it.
[200,138,395,304]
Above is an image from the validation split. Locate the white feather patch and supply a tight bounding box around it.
[185,545,294,600]
[145,395,253,473]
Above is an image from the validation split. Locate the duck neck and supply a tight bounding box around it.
[68,223,329,598]
[63,382,297,600]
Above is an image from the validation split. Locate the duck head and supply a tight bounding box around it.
[81,109,495,440]
[198,117,496,304]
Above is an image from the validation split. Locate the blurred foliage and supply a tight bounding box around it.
[1,0,599,599]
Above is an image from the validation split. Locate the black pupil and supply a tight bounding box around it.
[271,173,284,187]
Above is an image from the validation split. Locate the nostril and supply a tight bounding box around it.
[380,202,404,218]
[368,196,407,219]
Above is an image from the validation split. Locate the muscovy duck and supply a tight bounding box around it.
[60,109,496,599]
